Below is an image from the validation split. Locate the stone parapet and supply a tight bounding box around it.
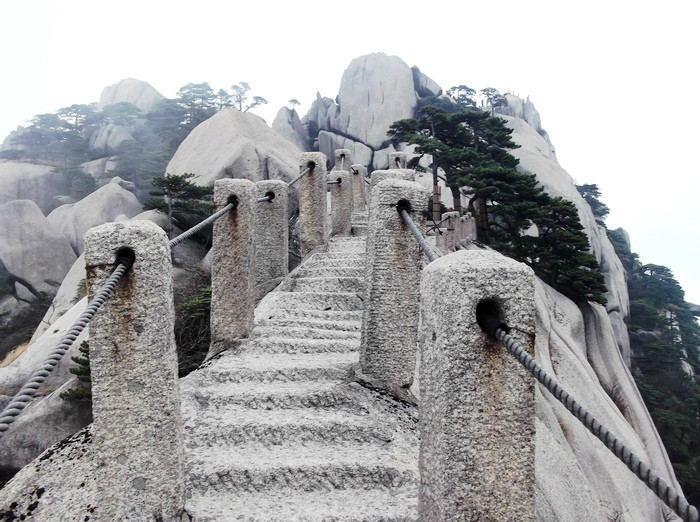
[299,152,328,258]
[328,170,353,237]
[418,249,536,521]
[350,164,367,211]
[84,220,184,521]
[210,179,256,358]
[254,180,288,301]
[359,178,429,398]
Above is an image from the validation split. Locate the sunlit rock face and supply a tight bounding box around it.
[500,108,631,364]
[271,107,310,151]
[46,183,142,255]
[167,107,301,188]
[0,200,76,359]
[97,78,164,113]
[273,53,428,172]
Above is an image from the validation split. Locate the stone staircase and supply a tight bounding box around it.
[179,220,419,521]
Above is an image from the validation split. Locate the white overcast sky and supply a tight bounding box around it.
[1,0,699,304]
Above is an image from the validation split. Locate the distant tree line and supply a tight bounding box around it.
[582,186,700,506]
[0,81,266,201]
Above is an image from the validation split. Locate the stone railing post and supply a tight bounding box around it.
[255,180,288,301]
[84,221,184,522]
[389,152,407,169]
[435,211,459,252]
[299,152,328,258]
[209,178,255,358]
[359,178,429,398]
[328,170,353,236]
[418,249,536,521]
[369,168,415,192]
[350,164,367,211]
[459,212,477,245]
[333,148,352,171]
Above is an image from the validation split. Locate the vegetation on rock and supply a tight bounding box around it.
[388,89,607,304]
[600,199,700,506]
[59,341,91,401]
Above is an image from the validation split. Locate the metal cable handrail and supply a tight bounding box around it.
[1,199,240,437]
[287,166,312,187]
[398,207,441,262]
[169,202,235,249]
[477,311,699,522]
[0,258,133,437]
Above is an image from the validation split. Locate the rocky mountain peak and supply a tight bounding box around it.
[97,78,164,113]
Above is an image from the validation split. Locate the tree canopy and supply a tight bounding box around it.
[388,96,607,304]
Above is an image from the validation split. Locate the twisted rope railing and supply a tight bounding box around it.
[287,165,312,187]
[1,200,240,437]
[0,257,133,437]
[397,206,441,262]
[477,310,699,522]
[169,201,235,249]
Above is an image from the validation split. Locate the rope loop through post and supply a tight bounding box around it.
[287,162,314,187]
[476,306,699,522]
[169,200,236,249]
[0,256,134,437]
[1,196,242,436]
[397,202,440,262]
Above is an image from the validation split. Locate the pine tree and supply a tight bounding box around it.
[59,341,91,401]
[143,173,213,237]
[388,103,607,304]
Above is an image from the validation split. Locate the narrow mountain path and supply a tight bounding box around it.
[180,214,419,521]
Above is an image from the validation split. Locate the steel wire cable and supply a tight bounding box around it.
[478,310,699,522]
[398,207,441,262]
[169,202,235,249]
[0,259,133,437]
[1,199,239,436]
[287,166,312,187]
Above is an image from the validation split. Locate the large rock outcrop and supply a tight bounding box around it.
[87,124,134,156]
[0,162,68,215]
[47,183,142,255]
[331,53,417,150]
[271,107,310,151]
[273,53,432,171]
[0,200,77,359]
[501,108,631,364]
[167,107,301,187]
[97,78,164,113]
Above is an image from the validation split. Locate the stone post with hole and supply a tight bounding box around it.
[254,180,288,301]
[84,220,184,522]
[435,211,459,252]
[299,152,328,258]
[418,249,536,521]
[351,164,367,211]
[389,152,407,169]
[359,178,430,399]
[209,178,256,358]
[328,170,353,236]
[369,168,415,192]
[333,148,352,171]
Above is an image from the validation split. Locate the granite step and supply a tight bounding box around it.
[185,441,418,493]
[185,486,418,521]
[180,381,363,411]
[183,352,358,384]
